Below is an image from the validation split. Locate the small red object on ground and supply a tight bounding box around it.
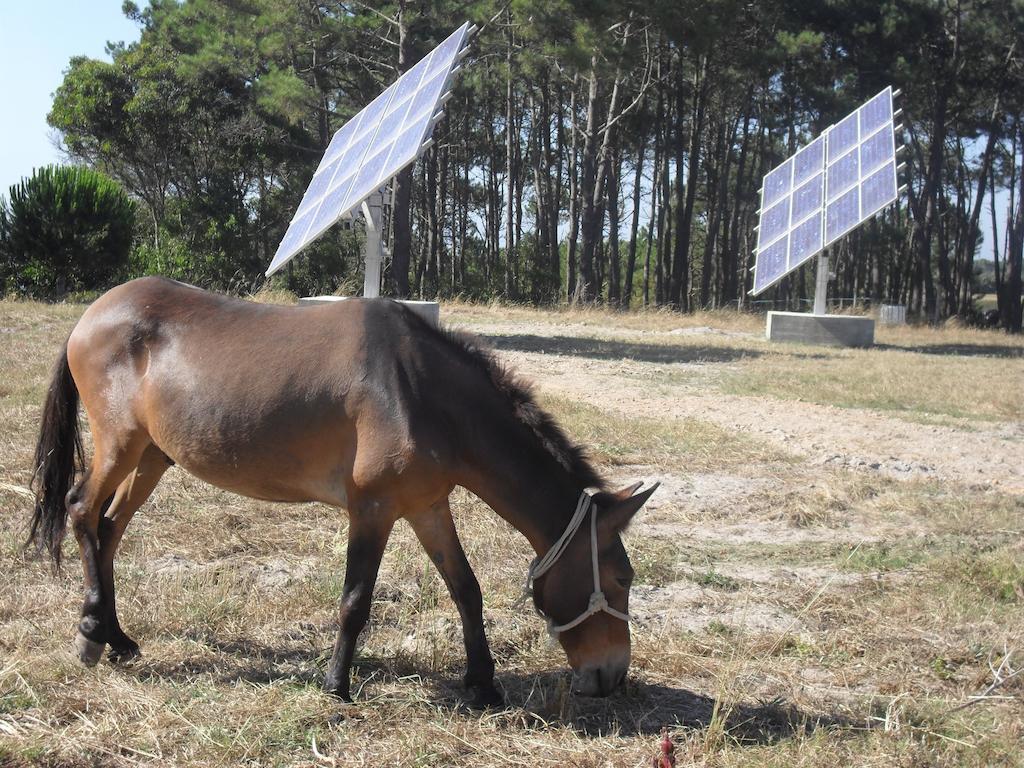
[652,728,675,768]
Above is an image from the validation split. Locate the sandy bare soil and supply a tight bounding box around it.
[461,316,1023,492]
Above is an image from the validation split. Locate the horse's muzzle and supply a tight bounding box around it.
[572,653,629,697]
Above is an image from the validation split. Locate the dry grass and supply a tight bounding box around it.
[720,344,1022,423]
[444,300,1023,426]
[0,297,1021,767]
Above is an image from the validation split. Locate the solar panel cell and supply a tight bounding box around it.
[352,86,397,142]
[827,148,859,201]
[386,113,431,170]
[753,235,788,294]
[793,136,824,186]
[267,206,318,275]
[427,28,464,76]
[296,160,340,215]
[859,125,893,177]
[306,186,350,243]
[825,185,860,245]
[758,197,790,250]
[859,88,892,136]
[371,106,411,151]
[828,112,859,162]
[337,128,376,170]
[409,68,449,121]
[321,116,361,167]
[791,173,823,224]
[762,158,792,208]
[788,212,822,270]
[860,160,897,218]
[347,146,393,209]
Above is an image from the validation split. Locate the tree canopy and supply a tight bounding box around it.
[43,0,1024,329]
[0,165,136,297]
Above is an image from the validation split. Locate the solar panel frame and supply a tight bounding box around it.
[267,23,470,277]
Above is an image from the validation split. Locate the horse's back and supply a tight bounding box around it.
[65,278,450,508]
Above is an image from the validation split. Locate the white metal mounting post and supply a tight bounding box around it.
[361,192,384,299]
[813,252,829,315]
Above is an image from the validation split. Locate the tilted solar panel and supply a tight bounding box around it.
[752,87,901,295]
[266,23,471,277]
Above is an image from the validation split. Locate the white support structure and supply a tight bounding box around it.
[813,253,829,315]
[361,193,385,299]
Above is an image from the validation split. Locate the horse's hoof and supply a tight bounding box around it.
[75,633,105,667]
[467,684,504,710]
[108,640,141,664]
[322,681,353,703]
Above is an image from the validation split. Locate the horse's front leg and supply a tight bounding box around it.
[323,511,395,701]
[408,498,501,709]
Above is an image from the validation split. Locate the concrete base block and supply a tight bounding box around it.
[766,311,874,348]
[299,296,440,326]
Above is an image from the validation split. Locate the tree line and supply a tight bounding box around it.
[30,0,1024,330]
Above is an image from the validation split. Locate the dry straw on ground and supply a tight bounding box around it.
[0,297,1021,767]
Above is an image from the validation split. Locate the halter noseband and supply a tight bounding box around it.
[522,492,631,637]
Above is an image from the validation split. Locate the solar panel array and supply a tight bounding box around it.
[752,87,900,295]
[266,23,471,277]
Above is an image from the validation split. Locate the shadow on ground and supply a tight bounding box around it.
[483,334,796,365]
[124,636,854,746]
[877,342,1024,359]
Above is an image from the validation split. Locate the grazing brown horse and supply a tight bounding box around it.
[28,277,656,706]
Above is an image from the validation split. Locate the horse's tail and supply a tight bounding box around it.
[27,341,83,569]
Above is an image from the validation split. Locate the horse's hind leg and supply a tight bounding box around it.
[97,443,171,662]
[67,434,148,666]
[323,510,395,700]
[407,498,501,708]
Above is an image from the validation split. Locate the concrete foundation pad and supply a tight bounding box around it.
[299,296,440,326]
[766,311,874,348]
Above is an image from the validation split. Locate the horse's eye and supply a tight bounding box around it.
[616,575,633,589]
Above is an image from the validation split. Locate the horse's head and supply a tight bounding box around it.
[531,482,658,696]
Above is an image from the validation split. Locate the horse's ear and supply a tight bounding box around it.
[595,482,659,534]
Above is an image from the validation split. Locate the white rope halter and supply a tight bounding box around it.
[522,492,631,637]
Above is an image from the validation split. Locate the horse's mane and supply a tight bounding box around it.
[425,320,606,491]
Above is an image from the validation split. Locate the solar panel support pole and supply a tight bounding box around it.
[362,193,384,299]
[813,253,829,315]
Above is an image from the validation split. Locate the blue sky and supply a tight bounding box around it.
[0,1,141,195]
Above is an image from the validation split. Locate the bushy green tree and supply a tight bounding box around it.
[0,165,136,297]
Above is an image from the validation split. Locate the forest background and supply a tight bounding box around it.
[3,0,1023,330]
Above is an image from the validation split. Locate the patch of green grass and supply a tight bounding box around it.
[627,536,679,587]
[843,542,928,572]
[951,548,1024,603]
[0,691,35,714]
[706,619,735,637]
[689,568,741,591]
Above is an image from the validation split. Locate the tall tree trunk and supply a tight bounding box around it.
[578,55,603,302]
[504,11,516,298]
[607,141,622,306]
[388,2,414,298]
[669,54,707,311]
[566,75,581,302]
[1004,122,1024,332]
[624,134,647,309]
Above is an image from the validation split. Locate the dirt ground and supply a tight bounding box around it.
[457,314,1023,489]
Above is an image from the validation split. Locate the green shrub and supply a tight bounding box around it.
[0,165,135,297]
